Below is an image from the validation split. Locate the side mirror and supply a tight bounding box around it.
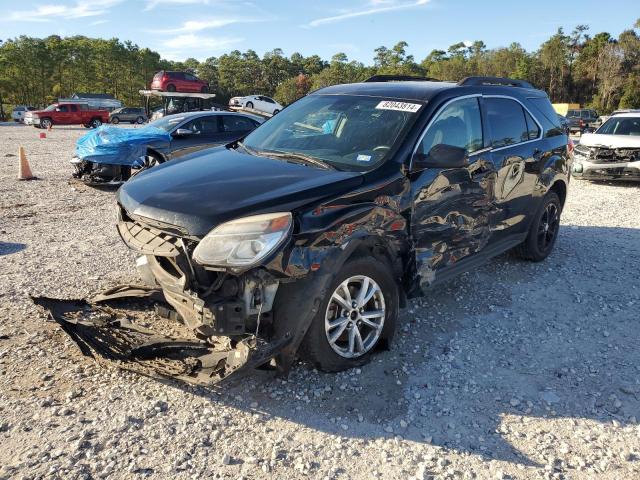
[173,128,193,137]
[412,144,468,170]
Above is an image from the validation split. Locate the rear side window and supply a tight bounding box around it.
[58,105,69,112]
[528,97,563,137]
[419,97,484,155]
[485,98,528,148]
[524,109,540,140]
[567,110,578,117]
[223,115,256,132]
[70,105,78,112]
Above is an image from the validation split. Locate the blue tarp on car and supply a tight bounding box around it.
[75,126,171,166]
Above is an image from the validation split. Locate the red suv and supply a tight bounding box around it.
[151,71,209,93]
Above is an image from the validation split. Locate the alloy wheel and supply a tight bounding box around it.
[324,275,386,358]
[537,202,559,252]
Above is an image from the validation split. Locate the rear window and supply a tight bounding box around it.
[13,106,26,112]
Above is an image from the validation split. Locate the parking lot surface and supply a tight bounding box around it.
[1,125,639,479]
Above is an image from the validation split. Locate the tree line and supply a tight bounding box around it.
[1,18,638,117]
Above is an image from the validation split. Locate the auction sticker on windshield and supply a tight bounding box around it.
[375,101,422,113]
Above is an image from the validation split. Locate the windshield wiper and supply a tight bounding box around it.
[260,150,335,170]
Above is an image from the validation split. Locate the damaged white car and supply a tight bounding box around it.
[572,112,640,181]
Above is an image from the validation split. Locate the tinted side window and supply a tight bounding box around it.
[485,98,528,148]
[528,97,562,137]
[182,117,219,134]
[263,97,275,104]
[524,109,540,140]
[419,97,483,155]
[223,115,256,132]
[70,105,78,112]
[58,105,69,112]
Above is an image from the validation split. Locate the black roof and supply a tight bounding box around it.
[314,79,547,102]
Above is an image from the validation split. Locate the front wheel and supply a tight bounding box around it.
[299,256,398,372]
[111,116,120,125]
[272,109,280,115]
[246,101,254,109]
[514,191,561,262]
[40,118,52,129]
[135,116,145,124]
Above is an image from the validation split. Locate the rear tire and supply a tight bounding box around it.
[299,256,398,372]
[135,116,145,124]
[246,101,254,109]
[201,86,209,93]
[273,109,280,115]
[167,84,176,92]
[514,191,561,262]
[90,118,102,128]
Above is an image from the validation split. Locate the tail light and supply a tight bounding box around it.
[579,120,585,127]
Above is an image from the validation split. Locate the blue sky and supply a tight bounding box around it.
[0,0,636,63]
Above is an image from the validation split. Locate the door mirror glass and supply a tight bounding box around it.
[173,128,193,137]
[412,144,468,170]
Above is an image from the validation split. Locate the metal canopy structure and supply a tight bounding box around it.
[139,90,218,118]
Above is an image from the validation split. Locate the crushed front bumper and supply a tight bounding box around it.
[572,158,640,181]
[32,286,292,385]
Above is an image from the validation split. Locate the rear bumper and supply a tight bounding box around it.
[572,158,640,181]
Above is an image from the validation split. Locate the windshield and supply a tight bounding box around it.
[596,116,640,136]
[241,94,423,171]
[44,104,58,111]
[145,115,186,132]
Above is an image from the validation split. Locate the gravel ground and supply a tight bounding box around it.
[1,125,639,480]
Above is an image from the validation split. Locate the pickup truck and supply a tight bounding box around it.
[24,103,110,129]
[566,108,599,134]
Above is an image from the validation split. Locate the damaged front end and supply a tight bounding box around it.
[33,290,291,385]
[34,207,298,385]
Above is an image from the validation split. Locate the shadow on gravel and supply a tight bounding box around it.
[52,225,640,467]
[0,241,27,255]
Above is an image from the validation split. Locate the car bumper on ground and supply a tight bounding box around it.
[572,158,640,181]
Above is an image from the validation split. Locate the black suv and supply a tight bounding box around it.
[116,76,570,376]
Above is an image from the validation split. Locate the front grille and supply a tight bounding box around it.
[117,208,182,257]
[590,147,640,164]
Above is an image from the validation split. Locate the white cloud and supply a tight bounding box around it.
[8,0,123,22]
[307,0,429,27]
[162,33,242,51]
[145,0,211,11]
[150,17,257,34]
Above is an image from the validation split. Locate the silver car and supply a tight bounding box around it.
[109,107,147,125]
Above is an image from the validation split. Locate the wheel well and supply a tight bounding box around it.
[549,180,567,208]
[146,148,165,163]
[344,238,407,307]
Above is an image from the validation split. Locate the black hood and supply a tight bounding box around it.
[117,147,363,237]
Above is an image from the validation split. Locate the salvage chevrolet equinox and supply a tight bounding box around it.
[115,76,570,378]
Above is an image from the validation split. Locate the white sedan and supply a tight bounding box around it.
[229,95,283,115]
[572,112,640,182]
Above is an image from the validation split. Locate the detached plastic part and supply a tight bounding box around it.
[75,126,171,166]
[31,287,292,385]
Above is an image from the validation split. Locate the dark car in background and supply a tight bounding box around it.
[150,71,209,93]
[72,111,263,184]
[115,76,570,379]
[566,108,599,134]
[110,107,147,125]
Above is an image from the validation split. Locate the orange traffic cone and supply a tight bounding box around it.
[18,146,36,181]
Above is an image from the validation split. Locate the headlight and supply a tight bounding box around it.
[193,212,292,268]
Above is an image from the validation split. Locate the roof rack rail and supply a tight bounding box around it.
[364,75,440,83]
[458,76,534,89]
